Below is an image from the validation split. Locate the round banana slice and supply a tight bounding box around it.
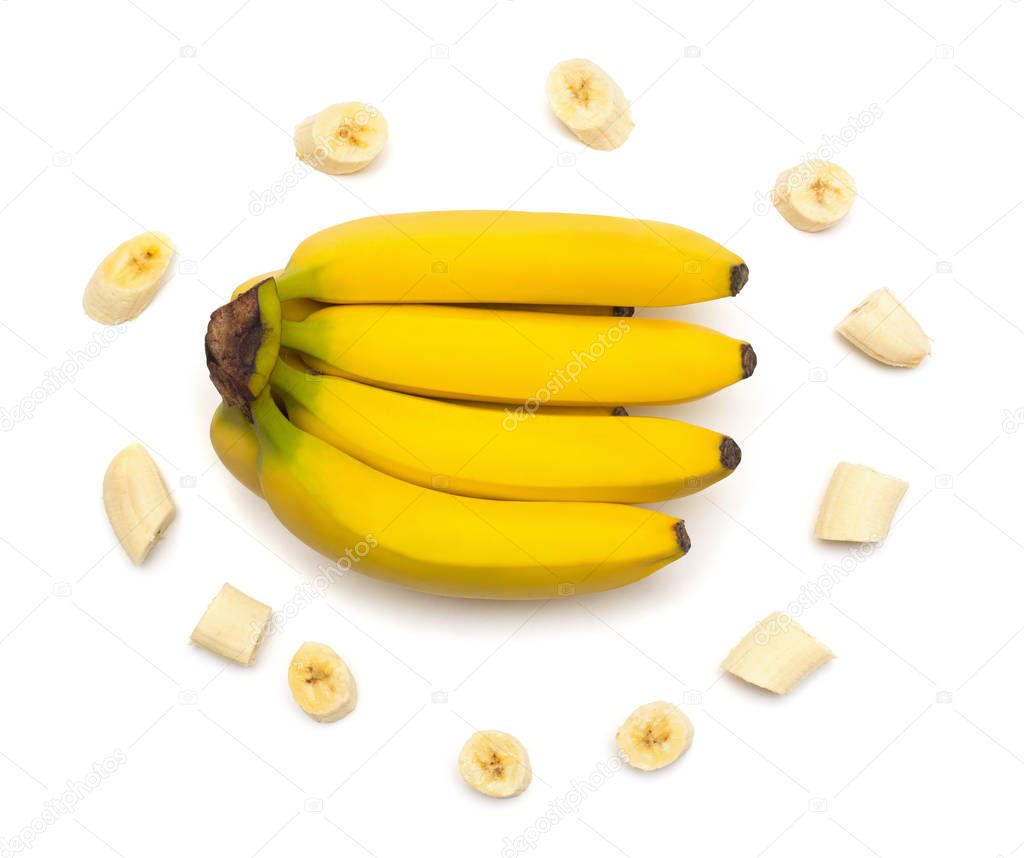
[771,161,856,232]
[83,232,174,324]
[545,59,634,151]
[287,642,358,722]
[458,730,532,798]
[615,701,693,771]
[294,102,387,175]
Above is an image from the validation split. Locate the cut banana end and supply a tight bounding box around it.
[288,642,357,722]
[546,59,634,150]
[190,583,272,665]
[837,288,930,367]
[722,612,834,695]
[84,232,174,324]
[815,462,908,542]
[772,161,856,232]
[458,731,531,798]
[615,701,693,771]
[295,102,387,175]
[102,443,175,565]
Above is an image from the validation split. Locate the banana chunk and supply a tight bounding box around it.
[102,443,175,565]
[84,232,174,324]
[837,288,930,367]
[190,583,272,665]
[288,642,357,722]
[722,612,834,695]
[458,731,531,798]
[294,102,387,175]
[815,462,908,543]
[615,701,693,771]
[772,161,856,232]
[546,59,633,150]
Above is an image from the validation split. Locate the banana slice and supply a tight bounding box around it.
[772,161,856,232]
[815,462,907,542]
[287,642,357,722]
[190,583,272,665]
[722,612,834,695]
[294,102,387,175]
[102,443,175,565]
[615,702,693,771]
[546,59,634,150]
[837,288,930,367]
[458,731,531,798]
[83,232,174,324]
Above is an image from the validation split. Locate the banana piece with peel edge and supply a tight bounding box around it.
[190,583,272,665]
[616,702,693,771]
[722,612,834,694]
[288,642,357,722]
[458,731,531,797]
[103,443,175,564]
[546,59,634,150]
[274,211,748,307]
[837,288,930,367]
[272,358,741,503]
[815,462,907,542]
[772,161,856,232]
[294,102,387,175]
[84,232,174,324]
[284,302,756,406]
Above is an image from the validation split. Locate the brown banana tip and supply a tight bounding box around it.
[613,306,635,317]
[674,520,691,553]
[205,287,263,419]
[730,263,749,296]
[612,406,629,416]
[741,343,757,379]
[719,436,742,470]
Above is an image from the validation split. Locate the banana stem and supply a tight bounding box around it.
[274,269,313,302]
[205,278,282,418]
[250,388,291,446]
[269,357,317,408]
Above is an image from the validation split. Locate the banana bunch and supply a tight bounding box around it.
[205,211,755,599]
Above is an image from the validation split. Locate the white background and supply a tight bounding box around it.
[1,0,1023,855]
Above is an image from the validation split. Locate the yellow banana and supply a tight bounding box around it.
[210,400,262,496]
[235,273,632,318]
[274,211,748,308]
[284,304,755,406]
[451,400,626,416]
[208,397,630,500]
[208,392,631,498]
[250,390,689,599]
[461,303,634,317]
[271,359,740,503]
